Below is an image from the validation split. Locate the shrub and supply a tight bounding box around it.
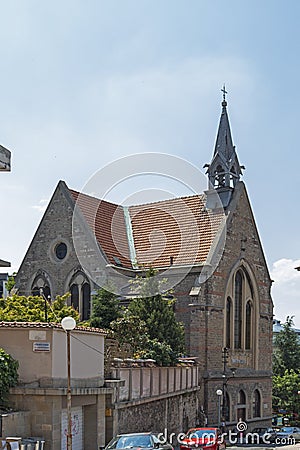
[0,348,19,409]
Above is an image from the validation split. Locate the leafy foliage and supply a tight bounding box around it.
[272,316,300,416]
[90,288,121,329]
[111,309,148,350]
[273,369,300,414]
[0,348,18,409]
[0,294,79,323]
[135,338,175,366]
[112,268,185,365]
[273,316,300,376]
[5,273,16,294]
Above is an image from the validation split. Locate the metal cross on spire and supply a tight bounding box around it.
[221,84,228,102]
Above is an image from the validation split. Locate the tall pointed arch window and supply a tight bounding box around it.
[226,297,232,348]
[234,270,243,349]
[225,265,256,352]
[245,301,252,350]
[253,389,261,418]
[237,389,246,422]
[70,284,79,311]
[82,282,91,321]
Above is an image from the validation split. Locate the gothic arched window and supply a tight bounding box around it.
[82,282,91,321]
[245,301,252,350]
[234,270,243,349]
[224,266,256,352]
[31,273,52,300]
[70,284,79,311]
[237,389,247,422]
[68,271,91,320]
[215,164,225,188]
[238,390,246,405]
[226,297,232,348]
[253,389,261,418]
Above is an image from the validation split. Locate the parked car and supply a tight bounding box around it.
[276,426,300,442]
[180,428,226,450]
[105,433,174,450]
[251,427,277,443]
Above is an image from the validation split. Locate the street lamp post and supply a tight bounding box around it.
[216,389,223,426]
[61,316,76,450]
[221,347,236,422]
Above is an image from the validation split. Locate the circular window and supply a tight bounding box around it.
[55,242,67,260]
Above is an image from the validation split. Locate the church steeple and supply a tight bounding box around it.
[205,86,244,190]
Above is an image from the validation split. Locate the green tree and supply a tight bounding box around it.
[273,316,300,376]
[273,369,300,415]
[112,268,185,365]
[5,273,16,294]
[128,269,185,359]
[90,288,121,329]
[0,348,18,409]
[0,294,79,323]
[111,309,149,351]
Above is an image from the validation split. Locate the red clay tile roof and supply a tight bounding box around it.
[70,188,225,270]
[0,321,107,334]
[129,195,224,267]
[70,190,132,268]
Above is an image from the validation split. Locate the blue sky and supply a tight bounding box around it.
[0,0,300,326]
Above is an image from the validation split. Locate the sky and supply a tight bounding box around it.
[0,0,300,326]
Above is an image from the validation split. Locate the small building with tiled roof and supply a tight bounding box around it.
[15,93,273,430]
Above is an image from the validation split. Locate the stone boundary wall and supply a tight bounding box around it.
[111,366,199,402]
[116,390,200,438]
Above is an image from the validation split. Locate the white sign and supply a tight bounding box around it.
[33,342,50,352]
[29,330,46,341]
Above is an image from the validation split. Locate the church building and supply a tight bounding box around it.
[15,93,273,428]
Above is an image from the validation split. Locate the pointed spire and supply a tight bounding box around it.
[205,86,244,191]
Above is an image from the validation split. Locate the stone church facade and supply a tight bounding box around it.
[15,95,273,428]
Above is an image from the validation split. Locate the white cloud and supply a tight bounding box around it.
[31,199,48,213]
[271,258,300,328]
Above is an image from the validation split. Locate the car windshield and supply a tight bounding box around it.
[108,435,153,449]
[280,427,295,433]
[186,430,216,439]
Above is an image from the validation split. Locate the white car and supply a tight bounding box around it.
[276,427,300,442]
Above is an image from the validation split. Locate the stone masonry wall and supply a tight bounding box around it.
[172,183,273,426]
[116,390,200,440]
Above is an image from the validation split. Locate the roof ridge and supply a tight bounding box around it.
[128,193,205,208]
[70,188,205,209]
[0,321,108,334]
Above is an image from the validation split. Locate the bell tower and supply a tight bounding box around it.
[205,86,244,208]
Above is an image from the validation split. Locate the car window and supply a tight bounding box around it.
[186,430,216,439]
[152,436,161,445]
[111,435,153,449]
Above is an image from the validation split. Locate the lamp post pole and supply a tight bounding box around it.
[222,348,228,419]
[66,329,72,450]
[216,389,223,427]
[61,316,76,450]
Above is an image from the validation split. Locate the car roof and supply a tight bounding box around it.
[117,433,153,437]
